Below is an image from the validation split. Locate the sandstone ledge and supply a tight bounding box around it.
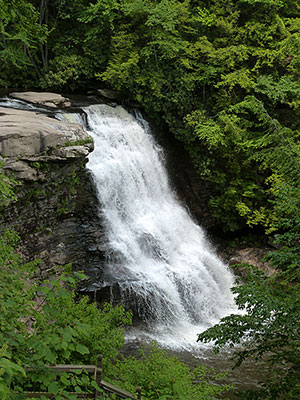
[10,91,71,109]
[0,106,93,181]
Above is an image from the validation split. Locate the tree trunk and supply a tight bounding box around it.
[39,0,49,71]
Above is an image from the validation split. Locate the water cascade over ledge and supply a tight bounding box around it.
[61,104,237,351]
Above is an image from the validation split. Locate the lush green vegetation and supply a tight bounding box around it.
[1,0,300,398]
[0,229,230,399]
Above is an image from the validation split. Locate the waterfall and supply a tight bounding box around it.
[60,104,237,350]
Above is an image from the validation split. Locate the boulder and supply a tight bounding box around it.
[226,247,276,277]
[53,145,92,159]
[9,91,71,108]
[3,160,38,181]
[97,89,122,101]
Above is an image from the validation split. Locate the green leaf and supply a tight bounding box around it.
[48,382,59,394]
[76,344,89,355]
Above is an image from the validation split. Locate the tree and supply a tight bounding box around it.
[0,0,48,86]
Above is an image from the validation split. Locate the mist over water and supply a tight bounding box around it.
[60,104,238,351]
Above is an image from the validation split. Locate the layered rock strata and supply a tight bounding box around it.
[9,91,71,109]
[0,95,106,283]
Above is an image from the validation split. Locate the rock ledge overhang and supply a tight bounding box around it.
[0,104,93,180]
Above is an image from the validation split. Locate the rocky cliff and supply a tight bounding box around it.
[0,93,106,285]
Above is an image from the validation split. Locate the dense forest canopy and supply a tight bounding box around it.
[1,0,300,398]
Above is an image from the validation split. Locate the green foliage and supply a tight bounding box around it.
[184,93,300,231]
[198,265,300,399]
[0,227,224,399]
[0,0,48,87]
[0,350,26,400]
[25,274,131,369]
[0,163,17,208]
[41,54,93,91]
[0,228,131,398]
[254,75,300,108]
[110,344,232,399]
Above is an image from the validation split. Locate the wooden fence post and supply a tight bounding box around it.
[94,354,103,399]
[136,386,142,400]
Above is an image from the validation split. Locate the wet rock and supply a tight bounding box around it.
[97,88,122,101]
[1,160,106,279]
[94,282,156,322]
[9,91,71,109]
[223,246,276,278]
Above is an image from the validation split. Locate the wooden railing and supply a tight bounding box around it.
[24,354,142,400]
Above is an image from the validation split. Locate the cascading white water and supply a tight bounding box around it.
[60,104,237,350]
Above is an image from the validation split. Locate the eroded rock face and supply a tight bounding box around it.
[221,246,276,278]
[149,121,216,229]
[97,88,121,102]
[10,91,71,109]
[0,106,92,160]
[0,100,105,282]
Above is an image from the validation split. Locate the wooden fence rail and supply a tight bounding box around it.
[23,354,142,400]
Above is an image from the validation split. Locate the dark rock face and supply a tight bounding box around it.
[145,119,216,229]
[2,164,105,279]
[167,150,216,229]
[221,246,276,278]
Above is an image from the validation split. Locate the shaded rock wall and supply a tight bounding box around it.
[144,117,216,230]
[2,162,104,280]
